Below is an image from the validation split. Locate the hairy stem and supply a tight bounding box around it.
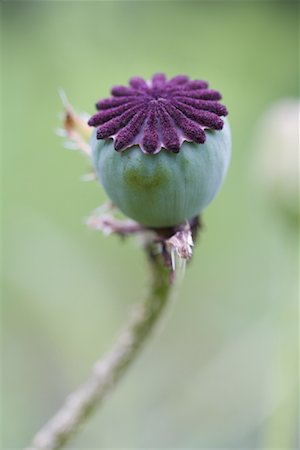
[26,243,173,450]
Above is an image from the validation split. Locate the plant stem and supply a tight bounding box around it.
[26,243,173,450]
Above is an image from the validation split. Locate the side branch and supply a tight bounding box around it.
[26,245,172,450]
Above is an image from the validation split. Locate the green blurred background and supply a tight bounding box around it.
[2,1,299,448]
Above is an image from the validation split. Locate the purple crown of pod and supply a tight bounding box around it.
[88,73,228,154]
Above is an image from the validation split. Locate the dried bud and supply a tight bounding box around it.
[89,74,231,227]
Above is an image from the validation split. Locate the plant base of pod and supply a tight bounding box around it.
[87,205,201,271]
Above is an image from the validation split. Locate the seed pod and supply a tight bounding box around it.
[89,74,231,227]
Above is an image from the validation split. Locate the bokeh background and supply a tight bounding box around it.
[2,1,299,449]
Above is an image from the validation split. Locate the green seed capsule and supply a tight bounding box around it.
[91,118,231,228]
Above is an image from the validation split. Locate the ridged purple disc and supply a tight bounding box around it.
[88,73,228,154]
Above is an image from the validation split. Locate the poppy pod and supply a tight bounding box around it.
[89,74,231,227]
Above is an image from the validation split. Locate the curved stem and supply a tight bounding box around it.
[26,244,173,450]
